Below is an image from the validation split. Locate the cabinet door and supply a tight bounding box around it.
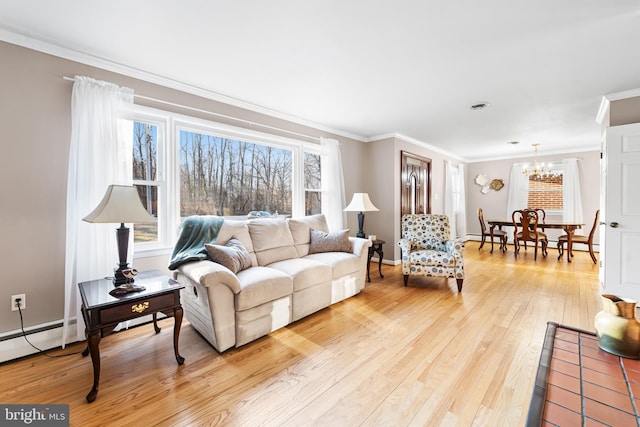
[602,123,640,300]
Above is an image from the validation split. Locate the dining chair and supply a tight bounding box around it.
[478,208,507,253]
[557,209,600,264]
[533,208,546,231]
[513,209,548,260]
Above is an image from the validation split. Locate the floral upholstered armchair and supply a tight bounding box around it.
[397,214,465,292]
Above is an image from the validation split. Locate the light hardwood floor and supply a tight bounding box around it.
[0,241,602,426]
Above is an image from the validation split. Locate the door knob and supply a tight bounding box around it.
[610,222,619,228]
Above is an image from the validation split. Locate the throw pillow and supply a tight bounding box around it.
[205,237,252,273]
[309,229,352,254]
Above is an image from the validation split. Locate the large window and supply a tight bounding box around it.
[130,107,323,254]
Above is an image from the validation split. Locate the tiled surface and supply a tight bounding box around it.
[530,323,640,426]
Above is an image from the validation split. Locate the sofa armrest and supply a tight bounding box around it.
[177,260,242,294]
[349,236,372,257]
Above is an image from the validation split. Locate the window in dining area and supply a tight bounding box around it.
[527,173,563,211]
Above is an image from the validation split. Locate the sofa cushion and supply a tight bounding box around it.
[304,252,361,279]
[235,266,293,311]
[268,258,332,291]
[309,229,352,254]
[287,214,329,257]
[248,218,298,266]
[205,238,252,274]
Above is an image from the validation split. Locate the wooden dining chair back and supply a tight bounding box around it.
[478,208,507,252]
[557,209,600,264]
[512,209,548,260]
[533,208,546,231]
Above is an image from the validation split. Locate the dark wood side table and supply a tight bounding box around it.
[367,239,385,282]
[78,270,185,403]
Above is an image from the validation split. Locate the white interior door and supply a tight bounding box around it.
[602,123,640,300]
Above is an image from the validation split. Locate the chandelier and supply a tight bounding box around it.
[522,143,558,179]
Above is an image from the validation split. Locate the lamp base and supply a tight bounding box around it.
[356,211,366,238]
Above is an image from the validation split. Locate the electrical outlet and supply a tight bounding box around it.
[11,294,25,311]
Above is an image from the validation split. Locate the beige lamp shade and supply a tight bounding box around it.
[83,185,157,224]
[343,193,379,212]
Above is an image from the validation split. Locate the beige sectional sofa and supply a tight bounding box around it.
[173,214,372,352]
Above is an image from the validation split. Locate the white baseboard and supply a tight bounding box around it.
[0,321,68,364]
[0,314,161,364]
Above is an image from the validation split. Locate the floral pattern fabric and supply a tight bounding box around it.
[397,214,464,281]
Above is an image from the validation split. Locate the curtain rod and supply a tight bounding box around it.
[63,76,321,142]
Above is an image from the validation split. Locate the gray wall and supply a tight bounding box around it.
[0,40,366,333]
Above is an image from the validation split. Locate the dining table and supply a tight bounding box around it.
[487,219,584,262]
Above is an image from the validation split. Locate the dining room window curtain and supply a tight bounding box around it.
[63,76,134,346]
[562,158,584,225]
[506,162,529,218]
[320,137,346,231]
[444,160,467,239]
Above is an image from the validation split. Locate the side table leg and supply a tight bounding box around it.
[378,250,384,278]
[173,307,185,365]
[86,332,101,403]
[153,312,161,334]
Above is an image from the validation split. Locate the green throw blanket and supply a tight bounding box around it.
[168,215,224,270]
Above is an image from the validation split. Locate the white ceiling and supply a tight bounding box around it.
[2,1,640,161]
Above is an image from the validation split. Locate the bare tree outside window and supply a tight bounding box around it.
[179,130,294,218]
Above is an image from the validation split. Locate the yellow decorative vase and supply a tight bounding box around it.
[595,294,640,359]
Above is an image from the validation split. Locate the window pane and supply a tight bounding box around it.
[304,152,321,189]
[527,174,563,210]
[133,184,158,243]
[305,190,321,216]
[180,130,292,218]
[133,122,158,181]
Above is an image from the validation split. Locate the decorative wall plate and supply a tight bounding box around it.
[490,179,504,191]
[481,186,490,194]
[475,174,489,186]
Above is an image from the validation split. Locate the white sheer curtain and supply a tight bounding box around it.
[444,160,467,239]
[63,76,134,346]
[506,162,529,217]
[320,138,346,231]
[562,158,584,225]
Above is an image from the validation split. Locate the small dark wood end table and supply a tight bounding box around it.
[78,270,185,403]
[367,239,385,282]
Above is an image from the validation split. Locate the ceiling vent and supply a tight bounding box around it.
[470,103,489,110]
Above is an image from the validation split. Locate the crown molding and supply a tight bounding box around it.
[596,87,640,124]
[0,26,366,143]
[367,132,466,162]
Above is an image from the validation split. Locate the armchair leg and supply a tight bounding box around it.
[403,275,409,286]
[456,279,463,292]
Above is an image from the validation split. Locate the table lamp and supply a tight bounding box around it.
[344,193,379,238]
[83,185,157,290]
